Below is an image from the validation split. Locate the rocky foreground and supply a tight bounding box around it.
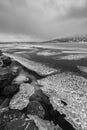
[0,51,87,130]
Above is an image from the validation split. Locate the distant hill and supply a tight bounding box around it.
[43,36,87,43]
[0,36,87,44]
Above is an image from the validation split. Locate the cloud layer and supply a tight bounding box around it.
[0,0,87,41]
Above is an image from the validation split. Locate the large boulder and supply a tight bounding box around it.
[0,68,18,91]
[1,56,12,67]
[12,70,30,85]
[29,89,49,105]
[38,72,87,130]
[9,83,35,110]
[27,101,45,119]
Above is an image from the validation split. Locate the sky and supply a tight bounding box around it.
[0,0,87,41]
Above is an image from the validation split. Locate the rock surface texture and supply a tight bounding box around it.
[1,52,87,130]
[38,72,87,130]
[9,83,35,110]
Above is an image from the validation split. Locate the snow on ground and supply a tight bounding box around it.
[57,54,87,60]
[62,50,87,54]
[37,50,61,56]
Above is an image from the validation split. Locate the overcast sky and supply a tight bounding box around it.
[0,0,87,41]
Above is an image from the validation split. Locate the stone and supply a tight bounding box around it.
[9,83,35,110]
[1,84,19,96]
[27,101,45,119]
[28,115,62,130]
[0,50,2,56]
[1,56,12,67]
[0,68,18,91]
[0,98,10,109]
[7,119,39,130]
[12,70,30,85]
[0,59,3,67]
[0,97,5,105]
[29,89,49,106]
[0,109,22,123]
[0,110,39,130]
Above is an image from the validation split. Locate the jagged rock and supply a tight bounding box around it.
[0,110,56,130]
[0,50,2,56]
[0,98,10,109]
[27,101,45,119]
[0,109,22,123]
[29,89,49,105]
[12,70,30,85]
[0,59,3,67]
[0,68,18,91]
[9,83,35,110]
[7,119,39,130]
[0,97,5,105]
[77,65,87,73]
[0,109,26,130]
[0,110,39,130]
[1,56,12,67]
[28,115,62,130]
[1,84,19,96]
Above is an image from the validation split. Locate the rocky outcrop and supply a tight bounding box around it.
[1,52,87,130]
[0,108,61,130]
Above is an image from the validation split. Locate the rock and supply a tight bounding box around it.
[9,83,35,110]
[1,56,12,67]
[0,97,5,105]
[29,89,49,105]
[12,70,30,85]
[27,101,45,119]
[29,89,53,120]
[0,98,10,109]
[77,65,87,73]
[0,59,3,68]
[0,69,18,91]
[0,109,22,123]
[7,118,39,130]
[1,84,19,96]
[0,50,2,56]
[0,109,39,130]
[28,115,62,130]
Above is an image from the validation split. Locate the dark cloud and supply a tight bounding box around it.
[67,6,87,19]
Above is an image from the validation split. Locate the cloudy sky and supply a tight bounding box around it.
[0,0,87,41]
